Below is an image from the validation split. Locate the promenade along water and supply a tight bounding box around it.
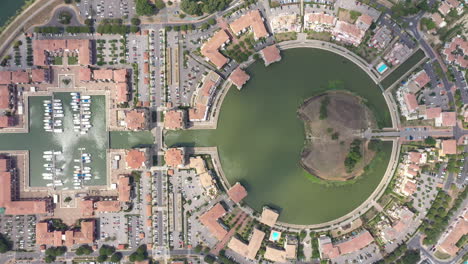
[0,93,154,189]
[166,48,393,225]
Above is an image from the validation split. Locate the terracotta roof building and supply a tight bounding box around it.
[333,21,365,46]
[33,39,91,66]
[114,83,129,104]
[113,69,127,83]
[93,69,114,81]
[201,30,230,69]
[438,210,468,256]
[260,207,279,227]
[0,71,11,85]
[79,199,94,217]
[403,93,418,113]
[441,139,457,156]
[95,200,121,213]
[0,116,14,128]
[124,110,147,131]
[355,14,373,31]
[0,158,47,215]
[260,45,281,66]
[441,112,457,127]
[164,148,185,168]
[189,71,221,122]
[118,176,131,202]
[0,85,10,109]
[228,228,265,260]
[31,68,50,83]
[319,231,374,259]
[304,12,337,32]
[442,37,468,68]
[79,68,92,82]
[125,149,147,170]
[227,182,248,203]
[229,67,250,90]
[11,71,30,84]
[36,220,95,247]
[164,109,185,130]
[264,246,287,263]
[199,203,228,240]
[230,10,269,40]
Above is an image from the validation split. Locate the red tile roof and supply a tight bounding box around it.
[404,93,418,112]
[200,203,227,240]
[0,71,11,85]
[229,67,250,89]
[230,10,269,40]
[0,116,13,128]
[36,220,95,247]
[113,69,127,83]
[441,112,456,127]
[114,83,128,104]
[93,69,113,80]
[442,139,457,155]
[164,110,185,130]
[261,45,281,66]
[125,149,147,170]
[95,200,121,212]
[227,182,248,203]
[33,39,91,66]
[118,176,131,202]
[0,86,10,109]
[164,148,184,168]
[31,68,49,83]
[201,30,230,69]
[426,107,441,119]
[414,71,430,87]
[79,68,92,82]
[11,71,29,84]
[125,110,146,130]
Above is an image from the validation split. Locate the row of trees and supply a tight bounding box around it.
[135,0,165,16]
[181,0,231,16]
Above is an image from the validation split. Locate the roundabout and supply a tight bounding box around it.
[166,48,395,226]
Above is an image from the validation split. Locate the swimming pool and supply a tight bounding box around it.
[377,63,389,74]
[271,231,281,241]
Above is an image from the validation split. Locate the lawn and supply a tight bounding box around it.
[67,56,78,65]
[53,56,63,65]
[274,32,297,42]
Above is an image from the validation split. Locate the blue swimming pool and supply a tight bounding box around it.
[271,231,280,241]
[377,63,388,73]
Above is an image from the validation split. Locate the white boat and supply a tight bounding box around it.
[84,160,91,164]
[43,154,52,158]
[43,176,53,180]
[74,159,80,162]
[53,103,62,106]
[42,173,53,176]
[54,168,62,172]
[44,150,52,154]
[53,128,63,133]
[53,180,62,184]
[71,92,78,96]
[43,164,52,168]
[73,182,81,186]
[82,153,90,157]
[46,183,54,187]
[83,167,91,171]
[53,106,63,110]
[81,95,91,99]
[80,131,87,135]
[45,167,52,171]
[83,124,92,128]
[53,99,61,103]
[55,114,64,118]
[54,182,63,186]
[73,187,80,189]
[55,110,64,113]
[43,100,51,103]
[82,156,90,160]
[53,151,61,155]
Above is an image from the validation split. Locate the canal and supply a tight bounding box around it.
[166,48,393,225]
[0,93,154,189]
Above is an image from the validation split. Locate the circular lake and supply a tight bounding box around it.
[166,48,393,225]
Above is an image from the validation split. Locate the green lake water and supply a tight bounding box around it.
[0,93,154,189]
[0,0,27,27]
[166,48,393,225]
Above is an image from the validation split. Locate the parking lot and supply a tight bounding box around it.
[0,215,36,250]
[77,0,135,21]
[98,213,128,245]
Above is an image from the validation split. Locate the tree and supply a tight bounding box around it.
[96,254,108,263]
[420,17,436,30]
[155,0,166,9]
[44,255,56,263]
[76,245,93,255]
[0,233,11,253]
[99,245,115,256]
[135,0,155,16]
[64,196,72,203]
[110,252,123,262]
[131,17,141,26]
[208,18,216,25]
